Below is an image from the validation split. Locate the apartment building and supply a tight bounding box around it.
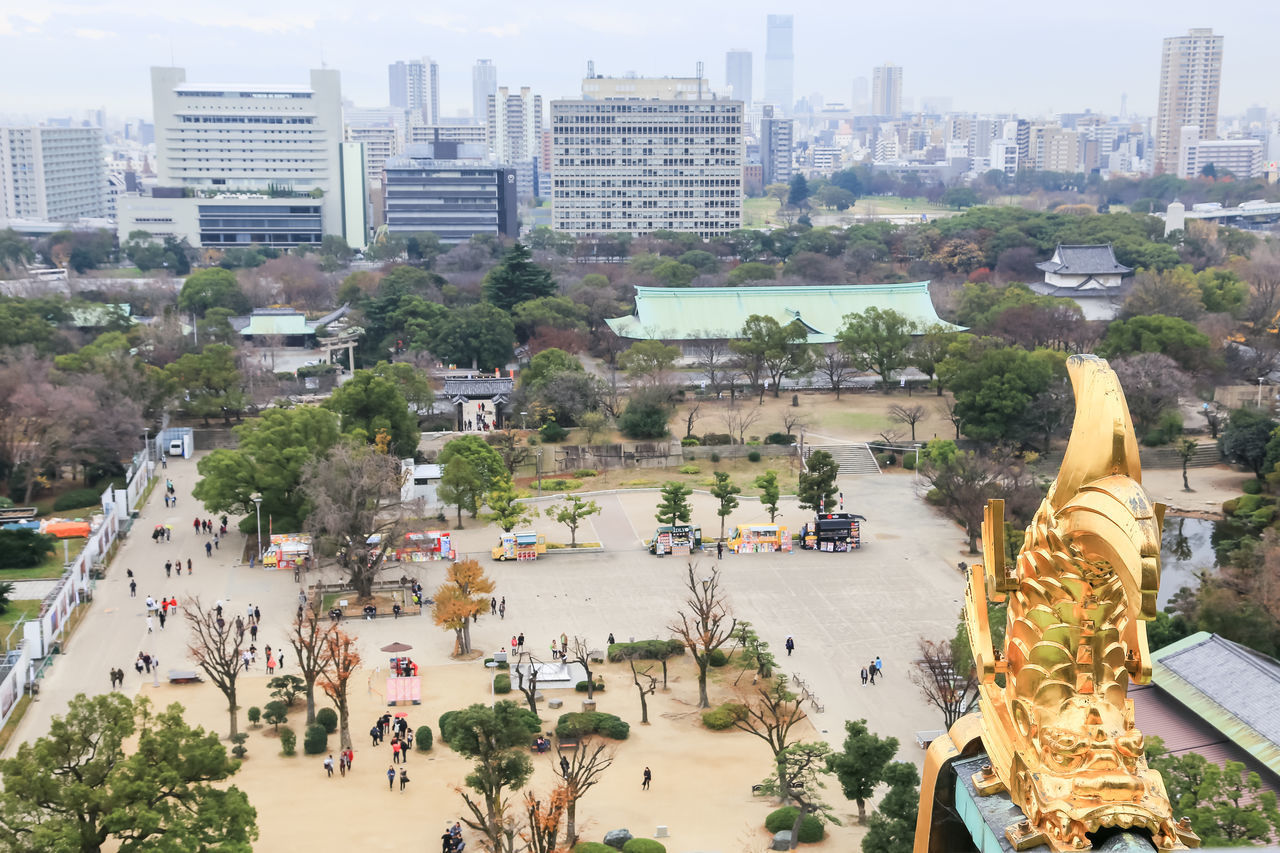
[551,76,742,237]
[1154,28,1224,174]
[0,126,106,222]
[1178,126,1263,178]
[872,64,903,118]
[759,105,793,186]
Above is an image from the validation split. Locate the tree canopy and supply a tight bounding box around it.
[177,268,250,316]
[323,369,419,456]
[482,242,556,311]
[837,307,916,389]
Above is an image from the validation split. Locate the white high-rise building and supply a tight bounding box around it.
[487,87,542,199]
[726,50,753,107]
[1154,28,1224,174]
[0,126,106,223]
[118,66,366,249]
[764,15,794,113]
[472,60,497,124]
[551,75,742,237]
[872,64,903,118]
[389,58,440,124]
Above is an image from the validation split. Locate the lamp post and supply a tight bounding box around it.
[520,411,528,431]
[253,494,266,560]
[536,448,543,496]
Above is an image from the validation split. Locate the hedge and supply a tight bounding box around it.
[574,680,605,693]
[607,639,685,663]
[622,840,667,853]
[764,432,796,445]
[680,437,700,447]
[494,674,511,694]
[700,432,733,446]
[303,723,328,755]
[573,844,614,853]
[556,711,629,740]
[416,725,433,751]
[315,707,338,733]
[52,489,102,511]
[765,807,825,842]
[701,702,747,730]
[747,450,762,463]
[677,464,700,474]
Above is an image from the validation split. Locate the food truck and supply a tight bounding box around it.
[491,530,546,561]
[261,533,311,571]
[725,523,791,554]
[799,512,865,552]
[394,530,454,562]
[648,524,703,556]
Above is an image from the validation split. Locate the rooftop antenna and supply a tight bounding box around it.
[696,61,703,99]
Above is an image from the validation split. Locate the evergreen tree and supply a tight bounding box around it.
[861,761,918,853]
[655,481,693,527]
[482,242,555,311]
[798,450,839,513]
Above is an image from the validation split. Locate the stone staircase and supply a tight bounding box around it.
[1040,441,1222,470]
[803,443,882,476]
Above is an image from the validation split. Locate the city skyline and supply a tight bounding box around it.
[0,0,1275,121]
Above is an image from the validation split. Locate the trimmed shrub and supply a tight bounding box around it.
[680,437,700,447]
[765,807,825,842]
[764,432,795,445]
[230,732,248,759]
[702,702,747,730]
[622,840,667,853]
[574,844,615,853]
[303,723,328,755]
[247,706,261,727]
[700,432,733,446]
[708,648,728,667]
[540,422,569,443]
[607,639,686,663]
[416,725,433,751]
[438,710,459,739]
[556,711,630,740]
[747,450,762,463]
[575,680,606,693]
[494,674,511,694]
[875,452,895,467]
[541,479,583,492]
[52,489,101,511]
[901,453,916,470]
[315,707,338,734]
[1242,479,1262,495]
[710,452,721,463]
[573,469,599,478]
[514,706,542,734]
[678,464,700,474]
[262,701,288,730]
[279,727,296,756]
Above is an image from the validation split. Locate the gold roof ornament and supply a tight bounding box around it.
[958,355,1200,851]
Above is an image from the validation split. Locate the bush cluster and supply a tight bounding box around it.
[1143,411,1184,447]
[764,432,795,445]
[52,489,102,511]
[765,807,825,842]
[303,723,328,755]
[678,464,700,474]
[0,530,54,570]
[555,711,630,740]
[710,452,721,463]
[573,469,599,478]
[540,422,569,443]
[315,707,338,734]
[416,725,433,751]
[701,702,747,730]
[747,450,762,463]
[901,453,917,470]
[700,432,733,446]
[494,674,512,694]
[708,648,728,667]
[574,680,606,693]
[622,840,667,853]
[573,844,614,853]
[680,437,700,447]
[540,479,583,492]
[279,727,297,756]
[607,639,685,663]
[1242,479,1263,495]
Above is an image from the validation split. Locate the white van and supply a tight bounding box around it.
[168,439,185,457]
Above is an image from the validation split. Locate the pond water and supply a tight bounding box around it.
[1159,516,1222,608]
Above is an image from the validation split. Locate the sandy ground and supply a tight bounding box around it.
[1142,465,1250,516]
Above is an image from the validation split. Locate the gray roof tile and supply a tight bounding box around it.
[1035,243,1133,275]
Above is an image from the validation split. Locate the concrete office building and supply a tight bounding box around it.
[726,50,753,107]
[872,63,903,118]
[487,87,542,198]
[388,58,440,124]
[1155,28,1224,174]
[117,66,366,249]
[344,124,400,186]
[472,60,497,124]
[409,124,488,147]
[759,105,793,186]
[764,14,794,113]
[383,146,516,243]
[1033,126,1081,173]
[551,75,742,237]
[1177,126,1263,179]
[0,126,106,223]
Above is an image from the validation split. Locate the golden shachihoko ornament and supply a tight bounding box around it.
[956,355,1200,851]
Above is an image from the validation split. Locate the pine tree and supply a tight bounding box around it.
[798,450,839,513]
[482,242,555,311]
[655,481,693,527]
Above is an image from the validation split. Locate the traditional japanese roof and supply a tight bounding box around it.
[239,309,310,337]
[604,282,960,342]
[1152,632,1280,777]
[442,376,514,402]
[1035,244,1132,276]
[69,303,132,328]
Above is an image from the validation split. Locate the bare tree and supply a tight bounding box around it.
[1244,240,1280,327]
[683,400,703,439]
[183,597,248,738]
[487,430,531,477]
[668,562,738,708]
[300,441,420,599]
[567,637,599,700]
[781,410,809,438]
[287,606,334,725]
[816,345,855,400]
[319,628,361,750]
[939,397,963,440]
[721,405,762,445]
[514,653,544,716]
[910,636,978,729]
[888,404,927,442]
[628,659,658,724]
[690,337,734,397]
[733,676,808,804]
[558,739,616,846]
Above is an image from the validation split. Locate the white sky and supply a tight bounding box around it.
[0,0,1274,121]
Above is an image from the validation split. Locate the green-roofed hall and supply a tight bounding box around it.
[604,282,959,343]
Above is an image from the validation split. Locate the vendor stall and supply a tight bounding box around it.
[261,533,311,571]
[726,523,791,554]
[491,530,545,561]
[395,530,454,562]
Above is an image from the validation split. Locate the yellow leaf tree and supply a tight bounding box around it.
[432,558,496,656]
[319,628,361,750]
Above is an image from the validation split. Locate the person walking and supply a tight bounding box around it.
[608,632,615,646]
[370,725,381,747]
[135,655,144,676]
[399,767,409,791]
[785,636,795,656]
[250,623,258,642]
[187,558,192,575]
[339,753,347,777]
[642,766,652,790]
[324,755,334,777]
[158,609,166,630]
[560,754,570,778]
[517,633,525,653]
[205,541,212,557]
[868,661,877,685]
[254,606,261,624]
[860,666,869,686]
[490,597,497,615]
[392,739,401,764]
[129,579,137,597]
[387,766,396,791]
[165,560,172,578]
[875,655,883,676]
[146,614,154,634]
[717,540,724,560]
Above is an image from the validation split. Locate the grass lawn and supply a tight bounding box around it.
[0,695,32,754]
[521,454,803,498]
[8,538,85,580]
[0,600,42,630]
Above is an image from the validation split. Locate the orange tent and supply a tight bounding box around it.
[43,520,90,539]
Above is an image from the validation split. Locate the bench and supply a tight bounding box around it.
[334,605,424,621]
[556,736,580,751]
[168,670,203,684]
[809,695,824,713]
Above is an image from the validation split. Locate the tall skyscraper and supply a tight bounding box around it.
[872,64,903,117]
[472,60,497,124]
[487,86,543,198]
[726,49,753,107]
[759,105,793,186]
[764,15,793,113]
[551,74,742,237]
[1154,28,1224,174]
[388,58,440,124]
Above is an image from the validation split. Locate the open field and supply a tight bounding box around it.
[0,600,41,630]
